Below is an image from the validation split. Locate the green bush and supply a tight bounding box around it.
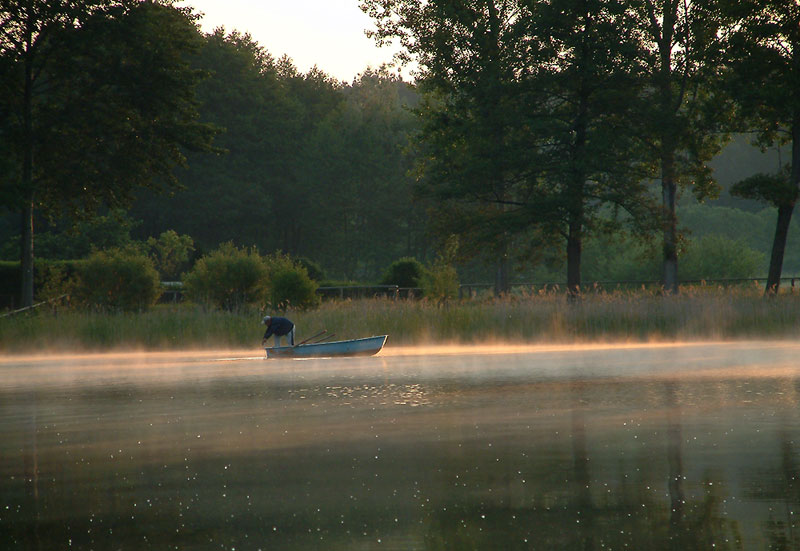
[183,242,268,311]
[73,249,161,311]
[38,262,75,304]
[421,236,459,302]
[581,236,661,282]
[421,263,460,302]
[147,230,194,281]
[264,253,320,310]
[380,257,426,288]
[681,234,766,279]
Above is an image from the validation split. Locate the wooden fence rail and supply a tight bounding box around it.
[0,294,69,318]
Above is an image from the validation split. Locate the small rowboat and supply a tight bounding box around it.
[266,335,388,359]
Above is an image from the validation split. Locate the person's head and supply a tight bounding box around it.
[262,315,271,325]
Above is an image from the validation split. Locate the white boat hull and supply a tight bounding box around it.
[266,335,387,359]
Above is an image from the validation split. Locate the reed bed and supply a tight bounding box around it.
[2,288,800,353]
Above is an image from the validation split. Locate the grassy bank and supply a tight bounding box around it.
[2,289,800,352]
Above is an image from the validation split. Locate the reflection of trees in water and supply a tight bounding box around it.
[663,382,742,551]
[665,381,685,549]
[22,393,41,551]
[422,381,741,550]
[572,383,594,551]
[772,432,800,548]
[747,410,800,548]
[18,375,800,549]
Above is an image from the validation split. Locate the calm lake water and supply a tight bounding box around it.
[3,342,800,550]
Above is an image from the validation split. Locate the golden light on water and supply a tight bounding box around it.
[2,340,800,392]
[380,340,738,356]
[3,338,793,364]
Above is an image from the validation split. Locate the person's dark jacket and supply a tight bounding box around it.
[263,317,294,340]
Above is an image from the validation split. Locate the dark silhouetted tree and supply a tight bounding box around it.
[0,0,216,306]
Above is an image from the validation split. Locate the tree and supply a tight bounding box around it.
[723,0,800,295]
[524,0,655,297]
[182,242,267,311]
[380,257,426,288]
[0,0,215,306]
[300,68,422,279]
[364,0,537,295]
[627,0,730,293]
[421,234,459,302]
[680,234,765,279]
[363,0,655,298]
[131,28,293,252]
[0,208,140,260]
[73,248,162,312]
[130,32,352,262]
[127,31,424,281]
[146,229,194,281]
[263,252,320,311]
[272,64,344,256]
[730,171,796,293]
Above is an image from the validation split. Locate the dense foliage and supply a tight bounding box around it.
[362,0,792,295]
[380,257,427,288]
[182,242,268,311]
[146,230,195,281]
[73,249,161,312]
[264,253,320,311]
[723,0,800,294]
[129,30,426,281]
[0,0,217,306]
[181,244,318,312]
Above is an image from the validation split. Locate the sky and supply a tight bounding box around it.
[179,0,405,83]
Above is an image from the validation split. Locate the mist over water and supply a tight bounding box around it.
[3,342,800,549]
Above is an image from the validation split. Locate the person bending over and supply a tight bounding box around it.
[261,315,295,347]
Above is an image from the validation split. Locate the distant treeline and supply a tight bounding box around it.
[128,29,430,281]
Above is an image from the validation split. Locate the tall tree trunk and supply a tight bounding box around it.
[765,203,795,296]
[656,0,680,295]
[486,0,509,299]
[567,79,589,301]
[566,220,582,299]
[661,152,679,295]
[21,193,35,308]
[565,6,590,302]
[769,120,800,296]
[494,253,509,297]
[20,37,35,308]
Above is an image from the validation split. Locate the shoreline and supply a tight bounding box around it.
[3,292,800,353]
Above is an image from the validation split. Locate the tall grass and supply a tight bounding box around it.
[0,304,256,352]
[302,287,800,344]
[2,287,800,352]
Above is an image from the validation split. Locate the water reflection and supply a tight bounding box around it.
[2,343,800,549]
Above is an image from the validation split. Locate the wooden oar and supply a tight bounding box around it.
[296,330,326,346]
[312,333,336,344]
